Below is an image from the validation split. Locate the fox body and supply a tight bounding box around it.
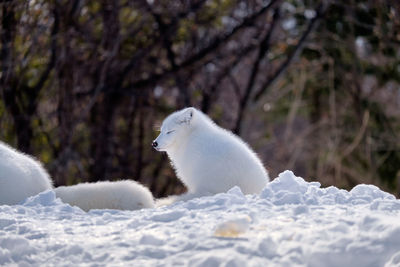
[153,107,269,199]
[0,141,53,205]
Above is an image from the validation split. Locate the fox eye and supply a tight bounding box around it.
[166,130,175,135]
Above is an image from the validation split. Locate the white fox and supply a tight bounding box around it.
[153,107,269,205]
[0,141,154,211]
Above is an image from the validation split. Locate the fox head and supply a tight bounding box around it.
[152,107,195,152]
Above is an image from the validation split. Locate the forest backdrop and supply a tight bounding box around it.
[1,0,399,197]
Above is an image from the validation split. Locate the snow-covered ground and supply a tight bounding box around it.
[1,171,400,266]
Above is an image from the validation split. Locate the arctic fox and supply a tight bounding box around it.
[0,141,154,211]
[55,180,154,211]
[153,107,269,203]
[0,141,53,205]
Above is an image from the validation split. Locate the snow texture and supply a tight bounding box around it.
[1,170,400,266]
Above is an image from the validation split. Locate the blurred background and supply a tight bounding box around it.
[1,0,399,197]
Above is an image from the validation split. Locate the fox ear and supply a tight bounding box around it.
[178,107,195,124]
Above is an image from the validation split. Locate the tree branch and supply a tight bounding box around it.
[200,40,258,113]
[233,8,280,134]
[32,5,59,93]
[253,1,327,102]
[179,0,281,69]
[149,6,191,106]
[116,0,208,94]
[120,0,280,92]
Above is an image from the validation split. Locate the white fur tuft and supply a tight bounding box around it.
[55,180,155,211]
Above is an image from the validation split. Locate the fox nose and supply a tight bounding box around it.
[152,141,158,148]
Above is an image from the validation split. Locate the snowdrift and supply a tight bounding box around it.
[1,171,400,266]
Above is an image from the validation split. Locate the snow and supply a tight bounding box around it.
[1,170,400,266]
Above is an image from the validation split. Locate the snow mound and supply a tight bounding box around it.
[22,190,61,207]
[261,170,396,207]
[1,170,400,266]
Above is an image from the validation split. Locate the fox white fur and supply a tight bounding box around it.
[153,107,269,204]
[55,180,155,211]
[0,141,53,205]
[0,141,154,211]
